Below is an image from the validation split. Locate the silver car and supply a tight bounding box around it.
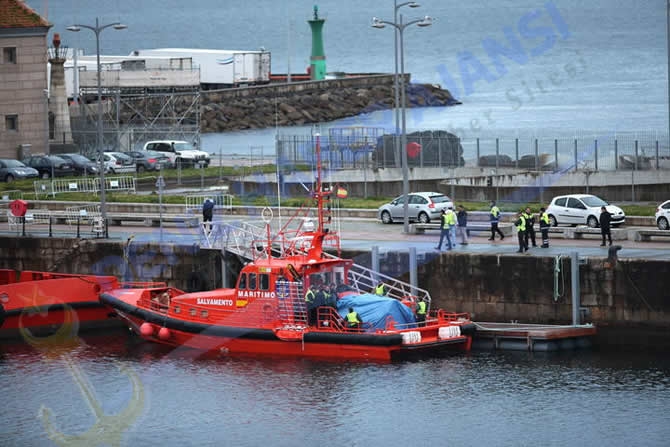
[378,192,454,224]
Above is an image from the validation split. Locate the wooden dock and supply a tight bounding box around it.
[472,322,597,351]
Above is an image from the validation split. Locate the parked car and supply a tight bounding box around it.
[125,150,173,172]
[59,153,99,175]
[102,152,137,174]
[142,140,210,167]
[545,194,625,228]
[378,192,454,224]
[656,200,670,230]
[0,159,39,182]
[22,155,76,179]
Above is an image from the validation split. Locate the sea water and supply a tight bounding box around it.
[28,0,669,156]
[1,330,669,447]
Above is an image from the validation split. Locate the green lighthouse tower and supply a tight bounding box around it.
[308,5,326,80]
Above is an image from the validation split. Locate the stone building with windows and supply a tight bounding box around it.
[0,0,51,159]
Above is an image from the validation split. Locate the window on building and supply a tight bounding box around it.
[5,115,18,131]
[49,112,55,139]
[3,47,17,64]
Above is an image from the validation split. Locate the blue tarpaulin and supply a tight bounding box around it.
[337,293,416,330]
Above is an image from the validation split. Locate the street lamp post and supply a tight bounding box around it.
[67,18,127,235]
[393,2,420,170]
[372,13,432,233]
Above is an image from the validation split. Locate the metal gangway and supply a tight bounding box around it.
[200,219,277,261]
[199,216,432,310]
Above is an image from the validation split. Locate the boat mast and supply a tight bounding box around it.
[314,132,331,233]
[315,132,323,231]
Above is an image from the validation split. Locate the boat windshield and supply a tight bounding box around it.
[307,266,347,290]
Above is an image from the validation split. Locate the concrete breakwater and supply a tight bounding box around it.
[200,75,458,132]
[1,236,668,348]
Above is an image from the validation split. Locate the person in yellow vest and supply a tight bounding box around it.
[415,297,427,327]
[488,200,505,241]
[514,211,528,253]
[435,208,454,251]
[375,282,387,296]
[539,207,551,248]
[345,307,362,330]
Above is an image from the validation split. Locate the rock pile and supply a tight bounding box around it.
[200,83,459,133]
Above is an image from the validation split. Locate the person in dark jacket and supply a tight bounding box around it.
[456,205,469,245]
[599,206,612,246]
[523,207,537,248]
[202,198,214,233]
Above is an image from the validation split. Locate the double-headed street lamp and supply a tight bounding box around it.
[67,18,127,233]
[372,13,432,233]
[393,2,420,169]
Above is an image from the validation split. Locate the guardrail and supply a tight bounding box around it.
[185,193,234,214]
[33,176,136,198]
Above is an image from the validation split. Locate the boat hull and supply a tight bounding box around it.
[0,274,120,339]
[101,292,471,362]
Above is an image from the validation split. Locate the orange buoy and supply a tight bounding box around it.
[139,322,154,336]
[158,327,171,340]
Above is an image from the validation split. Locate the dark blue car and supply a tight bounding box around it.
[0,159,39,182]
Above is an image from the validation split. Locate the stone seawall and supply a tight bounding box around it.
[0,237,221,292]
[345,249,670,348]
[2,237,667,347]
[200,75,458,132]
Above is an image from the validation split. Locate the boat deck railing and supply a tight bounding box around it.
[201,219,432,311]
[329,255,432,309]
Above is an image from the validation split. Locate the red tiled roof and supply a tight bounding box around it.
[0,0,51,28]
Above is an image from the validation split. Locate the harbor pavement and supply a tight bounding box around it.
[5,216,665,261]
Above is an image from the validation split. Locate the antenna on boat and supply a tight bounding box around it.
[315,130,325,232]
[274,96,282,228]
[262,207,273,261]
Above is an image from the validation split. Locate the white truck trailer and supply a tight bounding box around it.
[129,48,271,89]
[55,55,196,99]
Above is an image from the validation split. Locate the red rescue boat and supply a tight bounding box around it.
[0,269,127,338]
[100,135,475,361]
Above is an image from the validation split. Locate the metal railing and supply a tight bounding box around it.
[33,176,136,198]
[185,193,233,214]
[276,130,670,172]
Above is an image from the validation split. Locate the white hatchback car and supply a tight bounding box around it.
[656,200,670,230]
[378,192,454,224]
[546,194,625,228]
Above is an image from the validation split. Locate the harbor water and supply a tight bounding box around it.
[29,0,670,155]
[1,329,669,447]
